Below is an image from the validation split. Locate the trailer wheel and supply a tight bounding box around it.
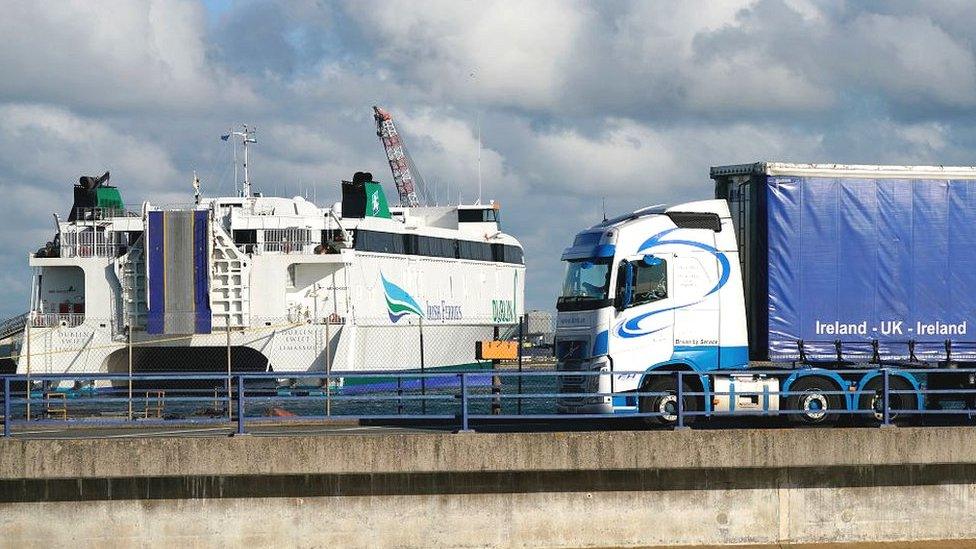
[640,376,698,426]
[857,377,916,424]
[787,376,844,425]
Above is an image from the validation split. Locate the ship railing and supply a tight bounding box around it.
[150,203,205,211]
[237,241,320,255]
[58,229,126,258]
[243,314,347,327]
[281,311,348,325]
[58,243,125,258]
[9,366,976,437]
[70,207,138,221]
[0,313,27,340]
[30,313,85,328]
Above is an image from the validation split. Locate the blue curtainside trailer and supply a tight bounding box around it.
[712,162,976,364]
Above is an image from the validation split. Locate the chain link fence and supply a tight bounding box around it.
[0,312,554,422]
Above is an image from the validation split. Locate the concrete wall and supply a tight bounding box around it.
[2,427,976,547]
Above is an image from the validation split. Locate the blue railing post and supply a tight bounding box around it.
[459,373,470,432]
[3,376,10,438]
[762,384,769,415]
[675,371,686,430]
[236,374,246,435]
[882,368,892,427]
[729,380,736,414]
[396,376,403,415]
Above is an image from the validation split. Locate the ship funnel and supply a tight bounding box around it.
[79,171,110,190]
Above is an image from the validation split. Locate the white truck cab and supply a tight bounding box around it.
[554,200,760,419]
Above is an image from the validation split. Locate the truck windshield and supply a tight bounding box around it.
[557,258,612,311]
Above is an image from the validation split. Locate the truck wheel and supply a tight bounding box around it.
[857,377,916,424]
[787,376,844,425]
[640,377,698,426]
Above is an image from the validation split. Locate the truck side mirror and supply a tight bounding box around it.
[615,260,634,310]
[642,254,662,266]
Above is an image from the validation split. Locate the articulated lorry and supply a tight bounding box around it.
[554,162,976,424]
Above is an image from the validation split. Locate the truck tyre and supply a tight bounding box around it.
[640,376,698,426]
[786,376,844,425]
[857,377,917,425]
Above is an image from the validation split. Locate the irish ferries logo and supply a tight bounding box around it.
[380,273,424,323]
[371,192,380,216]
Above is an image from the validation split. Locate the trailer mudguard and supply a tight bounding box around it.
[780,369,853,410]
[854,370,925,411]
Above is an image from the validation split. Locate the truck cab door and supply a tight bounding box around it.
[672,251,722,369]
[611,253,676,389]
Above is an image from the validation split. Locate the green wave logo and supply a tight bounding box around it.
[381,272,424,322]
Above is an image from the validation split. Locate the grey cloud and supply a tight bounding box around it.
[692,0,976,117]
[0,1,257,113]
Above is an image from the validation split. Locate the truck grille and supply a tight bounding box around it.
[555,340,586,361]
[558,367,599,405]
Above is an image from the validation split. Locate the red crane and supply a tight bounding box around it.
[373,105,426,207]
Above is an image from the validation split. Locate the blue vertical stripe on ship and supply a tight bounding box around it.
[146,210,165,334]
[193,210,212,334]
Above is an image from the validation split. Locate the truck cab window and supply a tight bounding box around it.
[630,259,667,307]
[557,258,612,311]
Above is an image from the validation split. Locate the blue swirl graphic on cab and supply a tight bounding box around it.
[614,228,730,339]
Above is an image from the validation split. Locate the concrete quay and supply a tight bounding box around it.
[2,426,976,547]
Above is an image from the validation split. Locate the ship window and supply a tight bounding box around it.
[492,244,524,264]
[233,230,257,244]
[443,238,459,258]
[458,240,472,259]
[459,240,492,261]
[390,233,405,254]
[353,230,511,262]
[425,237,455,259]
[374,232,393,253]
[458,209,498,223]
[403,234,418,255]
[418,235,433,256]
[507,246,523,264]
[354,230,405,254]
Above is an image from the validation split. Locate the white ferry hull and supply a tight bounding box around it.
[13,175,525,382]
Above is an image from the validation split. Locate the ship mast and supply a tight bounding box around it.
[221,124,257,198]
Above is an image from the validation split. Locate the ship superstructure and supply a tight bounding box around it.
[5,135,524,379]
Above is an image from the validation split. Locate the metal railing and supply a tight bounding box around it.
[58,229,126,258]
[0,313,27,340]
[71,207,133,221]
[3,367,976,437]
[237,241,320,255]
[30,313,86,328]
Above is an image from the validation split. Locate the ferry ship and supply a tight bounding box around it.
[0,123,525,381]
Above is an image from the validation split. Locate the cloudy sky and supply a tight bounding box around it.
[2,0,976,317]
